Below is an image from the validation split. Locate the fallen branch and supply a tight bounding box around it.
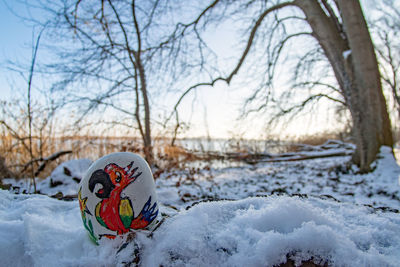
[244,150,352,164]
[20,150,73,177]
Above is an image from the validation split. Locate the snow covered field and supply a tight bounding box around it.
[1,145,399,266]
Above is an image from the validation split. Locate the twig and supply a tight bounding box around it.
[169,2,295,138]
[20,150,73,177]
[27,27,45,193]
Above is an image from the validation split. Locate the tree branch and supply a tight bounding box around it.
[170,1,295,120]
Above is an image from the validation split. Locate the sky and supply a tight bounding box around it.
[0,1,30,58]
[0,0,352,140]
[0,0,42,102]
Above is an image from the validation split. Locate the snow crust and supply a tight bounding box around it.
[139,197,400,267]
[156,146,400,211]
[3,159,92,196]
[1,190,399,267]
[0,144,399,266]
[0,189,118,266]
[42,158,92,195]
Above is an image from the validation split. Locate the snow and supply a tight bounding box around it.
[1,144,400,266]
[139,197,400,266]
[343,49,352,59]
[3,159,92,197]
[0,190,118,266]
[1,190,399,266]
[155,146,400,212]
[42,158,92,196]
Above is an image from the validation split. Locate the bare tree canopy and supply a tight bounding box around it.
[12,0,220,164]
[371,0,400,121]
[6,0,396,173]
[173,0,393,172]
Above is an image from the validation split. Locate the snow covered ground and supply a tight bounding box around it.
[1,144,399,266]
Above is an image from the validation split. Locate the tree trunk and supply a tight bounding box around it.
[131,1,153,166]
[295,0,393,172]
[336,0,393,172]
[136,61,153,165]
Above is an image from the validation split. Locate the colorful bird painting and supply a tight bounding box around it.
[78,188,98,244]
[88,161,158,237]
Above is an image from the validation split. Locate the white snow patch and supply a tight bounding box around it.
[139,196,400,267]
[39,158,92,196]
[1,189,400,266]
[3,159,92,196]
[0,189,124,267]
[343,49,352,59]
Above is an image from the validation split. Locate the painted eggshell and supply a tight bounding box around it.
[78,152,159,243]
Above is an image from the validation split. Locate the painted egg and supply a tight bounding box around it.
[78,152,159,244]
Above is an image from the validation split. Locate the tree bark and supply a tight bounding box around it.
[132,0,153,165]
[295,0,393,172]
[137,61,153,165]
[336,0,393,171]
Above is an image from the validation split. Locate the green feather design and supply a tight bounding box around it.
[119,198,134,229]
[95,202,108,229]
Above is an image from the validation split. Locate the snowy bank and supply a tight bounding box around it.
[139,196,400,267]
[156,146,400,211]
[3,159,92,197]
[0,189,119,266]
[1,189,399,267]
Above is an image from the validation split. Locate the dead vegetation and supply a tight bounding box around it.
[0,127,357,181]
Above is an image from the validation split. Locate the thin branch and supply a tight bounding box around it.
[141,0,221,54]
[172,1,295,116]
[0,120,31,152]
[167,1,296,140]
[320,0,344,39]
[20,150,73,176]
[28,26,45,192]
[272,93,341,124]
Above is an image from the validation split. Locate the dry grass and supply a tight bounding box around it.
[3,128,381,180]
[0,131,346,179]
[293,133,345,146]
[161,144,199,161]
[0,134,146,179]
[284,131,351,153]
[0,132,205,179]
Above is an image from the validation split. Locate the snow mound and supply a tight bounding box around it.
[2,159,92,196]
[0,189,120,267]
[372,146,400,182]
[0,189,399,267]
[38,159,92,196]
[140,196,400,267]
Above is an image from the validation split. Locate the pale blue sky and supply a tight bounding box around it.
[0,1,30,55]
[0,0,37,100]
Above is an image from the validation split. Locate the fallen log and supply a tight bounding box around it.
[244,150,352,164]
[19,150,73,176]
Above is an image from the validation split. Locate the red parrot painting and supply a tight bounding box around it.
[88,161,158,237]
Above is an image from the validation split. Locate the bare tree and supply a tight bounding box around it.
[174,0,393,172]
[12,1,161,164]
[26,26,45,192]
[57,0,158,163]
[0,86,68,182]
[17,0,221,165]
